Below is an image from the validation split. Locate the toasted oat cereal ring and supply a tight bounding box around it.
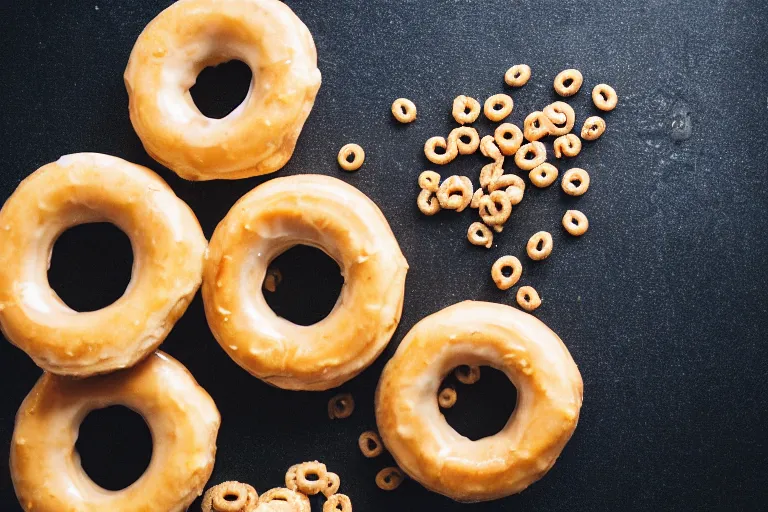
[553,134,582,158]
[285,464,300,491]
[484,94,514,122]
[359,430,384,458]
[479,162,504,190]
[417,189,441,216]
[424,135,459,165]
[504,64,531,87]
[470,189,484,209]
[375,467,405,491]
[553,69,583,97]
[11,352,220,512]
[328,393,355,419]
[323,472,341,498]
[489,174,525,205]
[514,142,546,171]
[491,255,522,291]
[392,98,417,122]
[529,162,559,188]
[438,387,458,409]
[563,210,589,236]
[125,0,321,180]
[526,231,553,261]
[543,101,576,136]
[375,300,583,501]
[452,95,481,125]
[324,493,352,512]
[203,175,408,390]
[523,111,555,142]
[592,84,618,111]
[0,153,207,377]
[418,170,441,192]
[258,488,310,512]
[494,123,524,156]
[202,481,258,512]
[437,176,473,212]
[295,461,328,495]
[455,364,481,384]
[479,135,502,161]
[338,143,365,171]
[516,286,542,312]
[467,222,493,249]
[562,168,590,196]
[581,116,606,141]
[453,127,481,155]
[479,191,512,227]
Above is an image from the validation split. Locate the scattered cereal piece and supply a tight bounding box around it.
[592,84,618,111]
[437,175,473,212]
[259,488,311,512]
[418,170,440,192]
[452,95,481,125]
[263,267,282,293]
[517,285,542,312]
[484,93,514,122]
[323,494,352,512]
[376,467,405,491]
[202,481,258,512]
[581,116,606,141]
[504,64,531,87]
[295,461,328,495]
[337,144,365,172]
[417,189,441,216]
[563,210,589,236]
[543,101,576,136]
[285,464,300,492]
[424,135,458,165]
[529,162,559,188]
[328,393,354,419]
[480,135,503,161]
[494,123,524,156]
[523,111,555,142]
[470,188,484,208]
[455,365,481,384]
[391,98,417,123]
[561,168,590,196]
[514,142,546,171]
[489,174,525,205]
[553,133,582,158]
[323,473,341,498]
[553,69,583,97]
[453,126,480,155]
[491,255,523,290]
[479,190,512,227]
[527,231,553,261]
[358,431,384,458]
[438,387,457,408]
[467,222,493,248]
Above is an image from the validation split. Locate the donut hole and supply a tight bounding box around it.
[76,406,152,491]
[493,103,503,111]
[464,106,472,115]
[433,144,447,155]
[262,245,343,326]
[189,59,252,119]
[345,151,357,163]
[48,223,133,312]
[441,366,517,441]
[562,77,574,88]
[503,131,512,140]
[460,134,471,144]
[223,493,240,502]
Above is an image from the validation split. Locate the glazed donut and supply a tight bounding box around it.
[125,0,322,181]
[0,153,206,376]
[375,301,583,502]
[202,175,408,390]
[11,351,220,512]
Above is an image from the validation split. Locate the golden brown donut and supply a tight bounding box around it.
[11,351,220,512]
[0,153,206,376]
[203,175,408,390]
[125,0,322,181]
[375,301,583,502]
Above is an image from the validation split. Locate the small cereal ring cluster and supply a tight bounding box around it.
[488,174,525,205]
[337,143,365,172]
[418,170,440,192]
[467,221,493,249]
[527,231,553,261]
[358,430,384,458]
[517,285,542,312]
[561,168,590,196]
[437,175,473,212]
[424,127,480,164]
[323,493,353,512]
[553,69,583,97]
[543,101,576,136]
[592,84,618,111]
[581,116,606,141]
[438,387,458,409]
[391,98,417,123]
[327,393,355,419]
[201,481,258,512]
[504,64,531,87]
[479,191,512,228]
[376,467,405,491]
[259,488,310,512]
[514,141,547,171]
[491,255,523,290]
[553,133,582,158]
[455,364,481,384]
[484,94,514,122]
[523,111,556,142]
[417,171,441,216]
[494,123,524,156]
[563,210,589,236]
[529,162,559,188]
[452,95,481,125]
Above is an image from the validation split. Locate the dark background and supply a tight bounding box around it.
[1,0,767,510]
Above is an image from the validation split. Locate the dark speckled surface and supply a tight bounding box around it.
[1,0,768,510]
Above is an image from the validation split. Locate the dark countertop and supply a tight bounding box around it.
[1,0,767,510]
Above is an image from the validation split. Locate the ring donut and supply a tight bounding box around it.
[0,153,207,376]
[11,351,220,512]
[375,301,583,502]
[203,175,408,390]
[125,0,322,181]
